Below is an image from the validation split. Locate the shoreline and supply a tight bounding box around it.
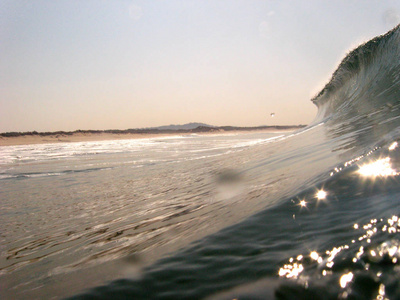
[0,127,301,147]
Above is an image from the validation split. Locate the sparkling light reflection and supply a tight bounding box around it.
[279,215,400,289]
[389,141,398,151]
[378,283,386,298]
[310,251,318,259]
[358,157,398,177]
[339,272,353,288]
[278,263,304,278]
[316,190,327,200]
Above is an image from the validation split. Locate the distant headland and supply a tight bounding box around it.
[0,123,306,146]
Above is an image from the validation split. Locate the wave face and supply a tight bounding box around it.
[62,24,400,300]
[2,26,400,300]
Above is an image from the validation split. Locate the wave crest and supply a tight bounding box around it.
[312,24,400,121]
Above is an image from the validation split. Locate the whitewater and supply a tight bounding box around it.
[1,24,400,299]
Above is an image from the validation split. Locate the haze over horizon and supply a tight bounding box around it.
[1,1,400,133]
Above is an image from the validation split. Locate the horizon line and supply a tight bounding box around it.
[0,124,307,137]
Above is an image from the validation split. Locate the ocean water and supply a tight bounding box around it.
[1,24,400,299]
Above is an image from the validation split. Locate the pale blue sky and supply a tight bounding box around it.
[1,0,399,132]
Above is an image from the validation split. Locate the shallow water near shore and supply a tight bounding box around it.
[1,131,299,299]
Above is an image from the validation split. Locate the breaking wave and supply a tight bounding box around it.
[70,24,400,300]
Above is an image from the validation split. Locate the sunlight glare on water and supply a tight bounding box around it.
[316,189,327,200]
[358,157,398,177]
[299,200,307,207]
[389,141,398,151]
[339,272,353,288]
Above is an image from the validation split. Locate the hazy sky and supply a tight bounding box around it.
[1,1,400,132]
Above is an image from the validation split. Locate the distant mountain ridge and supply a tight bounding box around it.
[151,122,212,131]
